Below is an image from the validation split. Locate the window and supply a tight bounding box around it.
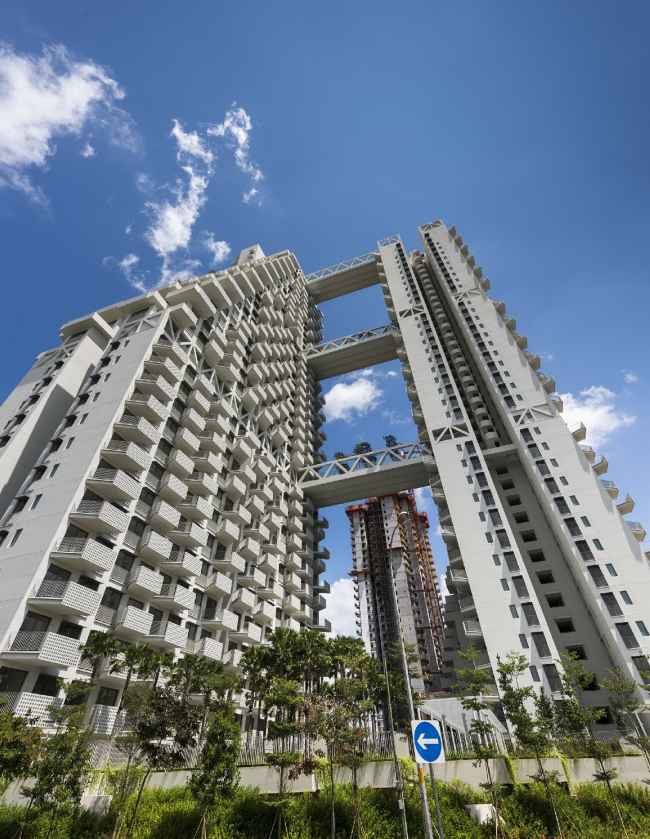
[65,437,75,449]
[488,509,502,526]
[501,480,515,490]
[0,667,27,693]
[602,593,623,617]
[482,490,495,506]
[479,512,486,522]
[104,373,111,382]
[521,530,537,543]
[114,356,121,364]
[501,579,509,591]
[521,603,540,626]
[637,621,649,637]
[587,565,607,588]
[532,632,551,657]
[542,443,549,451]
[530,665,540,682]
[580,516,591,528]
[510,605,519,618]
[606,563,617,577]
[80,413,88,424]
[513,511,529,524]
[30,495,42,510]
[536,460,550,476]
[556,618,575,633]
[569,495,578,505]
[493,555,501,565]
[566,645,587,660]
[20,612,50,632]
[576,541,594,561]
[554,497,570,515]
[486,532,493,543]
[616,623,639,649]
[519,634,529,648]
[96,686,119,707]
[92,392,100,402]
[565,518,582,537]
[496,530,511,548]
[504,552,519,572]
[593,539,604,551]
[559,476,568,486]
[529,549,546,562]
[9,529,22,547]
[512,576,529,597]
[537,570,554,584]
[520,429,533,443]
[546,593,564,608]
[550,459,558,467]
[543,664,562,692]
[621,591,632,605]
[466,476,474,484]
[507,495,521,506]
[32,673,59,697]
[49,464,59,477]
[545,478,560,494]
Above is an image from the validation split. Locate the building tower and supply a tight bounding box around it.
[0,245,330,733]
[346,491,444,693]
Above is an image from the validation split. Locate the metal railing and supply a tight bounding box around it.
[304,251,378,282]
[298,442,433,483]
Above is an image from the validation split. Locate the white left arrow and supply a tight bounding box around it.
[417,732,440,750]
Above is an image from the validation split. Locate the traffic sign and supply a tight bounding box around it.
[411,719,445,764]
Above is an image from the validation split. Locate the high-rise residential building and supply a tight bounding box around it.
[346,491,444,693]
[0,220,648,737]
[0,245,330,733]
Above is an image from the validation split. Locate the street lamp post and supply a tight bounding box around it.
[387,511,436,839]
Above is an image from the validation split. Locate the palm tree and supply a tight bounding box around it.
[78,630,120,686]
[242,646,268,743]
[108,642,150,741]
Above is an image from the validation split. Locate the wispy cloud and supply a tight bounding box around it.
[324,370,383,423]
[321,578,357,636]
[208,104,265,203]
[559,385,635,449]
[623,370,638,384]
[0,43,137,204]
[202,233,231,266]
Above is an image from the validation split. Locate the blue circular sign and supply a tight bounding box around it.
[413,720,443,763]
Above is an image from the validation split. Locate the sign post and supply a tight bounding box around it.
[412,720,445,838]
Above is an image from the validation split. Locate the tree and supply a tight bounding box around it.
[120,682,202,839]
[21,680,92,839]
[497,651,564,838]
[242,645,268,743]
[352,442,377,465]
[383,434,399,449]
[333,452,350,472]
[0,697,41,794]
[455,644,506,837]
[189,703,241,839]
[78,630,120,686]
[601,667,650,774]
[555,652,629,838]
[109,642,151,741]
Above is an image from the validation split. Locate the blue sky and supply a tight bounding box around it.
[1,0,649,635]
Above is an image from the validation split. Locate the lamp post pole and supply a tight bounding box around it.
[388,512,436,839]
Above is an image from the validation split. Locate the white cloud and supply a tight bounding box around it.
[322,578,357,637]
[115,253,146,292]
[386,370,397,378]
[0,43,136,202]
[559,385,635,450]
[208,104,264,203]
[623,370,638,384]
[125,224,132,235]
[324,370,383,423]
[203,233,231,265]
[170,119,214,165]
[80,142,95,157]
[381,409,412,426]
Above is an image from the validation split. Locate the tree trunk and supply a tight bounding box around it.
[123,768,151,839]
[602,767,629,839]
[353,767,361,839]
[15,795,33,839]
[111,748,135,839]
[534,747,563,839]
[44,806,58,839]
[330,752,336,839]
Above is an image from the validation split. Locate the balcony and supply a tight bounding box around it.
[221,502,252,526]
[181,407,206,435]
[166,449,195,479]
[144,621,189,649]
[50,536,116,573]
[463,619,483,637]
[70,500,128,534]
[154,582,195,611]
[626,521,647,542]
[125,392,167,423]
[245,495,265,519]
[197,431,228,456]
[224,475,246,501]
[169,302,198,330]
[173,427,200,455]
[249,483,273,504]
[204,338,225,368]
[114,414,160,446]
[153,336,188,367]
[239,564,266,588]
[189,636,223,662]
[127,565,163,598]
[135,372,175,403]
[87,468,140,501]
[143,354,181,383]
[238,538,261,563]
[460,596,476,615]
[231,587,256,614]
[101,439,151,471]
[193,450,223,474]
[262,537,286,556]
[284,572,302,593]
[231,463,256,484]
[243,521,271,543]
[166,285,215,318]
[187,390,210,415]
[138,530,173,563]
[186,471,220,497]
[600,479,619,500]
[312,618,332,633]
[202,607,238,631]
[113,605,154,639]
[204,571,233,599]
[269,498,289,517]
[214,360,241,383]
[161,550,202,578]
[204,412,231,435]
[178,495,212,521]
[214,518,240,546]
[231,620,262,643]
[311,594,326,612]
[171,521,209,548]
[223,649,243,674]
[88,704,128,738]
[148,499,181,533]
[253,600,275,624]
[28,579,101,616]
[213,550,246,574]
[3,631,80,667]
[0,692,64,727]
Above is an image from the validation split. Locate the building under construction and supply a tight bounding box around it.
[346,491,444,693]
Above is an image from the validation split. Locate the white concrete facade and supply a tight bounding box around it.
[0,249,330,733]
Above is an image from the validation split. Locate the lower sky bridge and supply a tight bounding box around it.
[297,443,435,507]
[305,323,399,379]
